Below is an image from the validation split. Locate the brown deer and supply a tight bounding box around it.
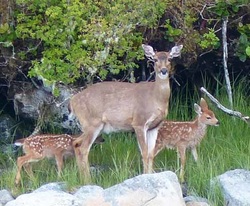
[14,134,104,185]
[69,44,183,180]
[154,98,219,182]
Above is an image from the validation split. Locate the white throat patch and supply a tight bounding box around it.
[158,73,168,80]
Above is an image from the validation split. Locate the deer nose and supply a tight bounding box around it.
[216,121,220,126]
[161,68,168,75]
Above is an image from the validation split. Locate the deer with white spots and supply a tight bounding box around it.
[154,98,219,182]
[14,134,104,185]
[69,44,183,181]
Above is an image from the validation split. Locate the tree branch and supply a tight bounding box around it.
[200,87,250,125]
[222,16,233,109]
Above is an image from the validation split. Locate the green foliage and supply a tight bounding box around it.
[0,23,17,42]
[209,1,250,62]
[0,23,10,34]
[164,0,249,65]
[165,19,183,42]
[199,29,220,50]
[16,0,168,85]
[236,23,250,62]
[246,46,250,56]
[210,0,240,17]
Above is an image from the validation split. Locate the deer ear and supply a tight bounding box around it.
[200,98,208,110]
[142,44,155,60]
[194,103,202,115]
[169,45,183,58]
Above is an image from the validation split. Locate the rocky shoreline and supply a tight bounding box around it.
[1,169,250,206]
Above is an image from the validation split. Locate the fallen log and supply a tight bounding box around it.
[200,87,250,125]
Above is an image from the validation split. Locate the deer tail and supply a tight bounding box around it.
[14,138,25,147]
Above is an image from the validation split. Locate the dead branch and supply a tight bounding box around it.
[222,16,233,109]
[200,87,250,125]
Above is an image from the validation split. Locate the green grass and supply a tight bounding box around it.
[0,82,250,205]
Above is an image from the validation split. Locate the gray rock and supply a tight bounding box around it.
[5,171,185,206]
[0,189,14,205]
[33,182,67,193]
[80,171,185,206]
[50,85,80,131]
[0,114,22,144]
[186,202,210,206]
[184,196,210,206]
[215,169,250,206]
[14,87,52,119]
[5,190,81,206]
[13,84,80,132]
[73,185,104,202]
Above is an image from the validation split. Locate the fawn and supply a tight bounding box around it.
[154,98,219,182]
[14,134,104,185]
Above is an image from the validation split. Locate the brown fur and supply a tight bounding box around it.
[69,44,183,181]
[15,134,104,185]
[154,98,219,182]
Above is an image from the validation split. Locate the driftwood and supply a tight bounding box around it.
[200,87,250,125]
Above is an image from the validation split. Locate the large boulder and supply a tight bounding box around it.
[100,171,185,206]
[6,190,81,206]
[73,185,104,205]
[13,84,80,132]
[214,169,250,206]
[77,171,185,206]
[0,189,14,205]
[184,196,210,206]
[6,171,185,206]
[5,182,81,206]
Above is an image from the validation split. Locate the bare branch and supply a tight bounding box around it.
[222,17,233,109]
[200,87,250,125]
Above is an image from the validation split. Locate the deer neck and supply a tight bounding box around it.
[153,76,170,115]
[193,117,208,138]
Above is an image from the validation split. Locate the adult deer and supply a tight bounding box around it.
[14,134,104,185]
[154,98,219,182]
[69,44,183,180]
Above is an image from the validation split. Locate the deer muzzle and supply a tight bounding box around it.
[157,68,169,80]
[215,121,220,126]
[161,68,168,75]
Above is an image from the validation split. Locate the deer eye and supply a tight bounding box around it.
[206,116,211,119]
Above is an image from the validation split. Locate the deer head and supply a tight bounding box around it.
[194,98,220,126]
[142,44,183,80]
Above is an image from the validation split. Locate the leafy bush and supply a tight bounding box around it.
[236,23,250,62]
[16,0,168,86]
[199,28,220,50]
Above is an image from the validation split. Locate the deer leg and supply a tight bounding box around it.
[15,156,25,185]
[147,127,159,173]
[75,124,103,182]
[15,154,42,185]
[191,147,198,162]
[55,153,64,177]
[73,134,89,180]
[73,136,84,169]
[178,146,186,183]
[134,126,148,173]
